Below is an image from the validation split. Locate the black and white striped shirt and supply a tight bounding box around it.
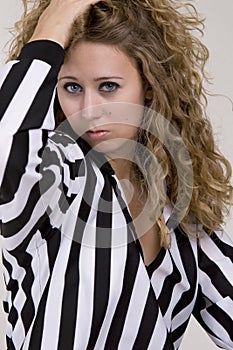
[0,41,233,350]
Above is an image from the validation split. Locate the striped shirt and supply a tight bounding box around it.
[0,41,233,350]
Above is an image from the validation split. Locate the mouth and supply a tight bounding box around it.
[86,129,110,140]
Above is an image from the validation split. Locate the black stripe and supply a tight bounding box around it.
[28,230,61,350]
[73,160,96,243]
[158,253,182,316]
[57,242,81,350]
[207,302,233,341]
[58,160,97,349]
[21,277,35,335]
[104,238,140,348]
[132,287,160,349]
[87,174,112,349]
[163,332,174,350]
[8,247,35,335]
[193,287,223,339]
[6,337,16,350]
[49,129,77,147]
[2,256,19,330]
[0,132,29,205]
[28,282,50,350]
[146,247,166,278]
[64,158,85,180]
[0,60,32,121]
[171,317,190,343]
[198,249,233,298]
[171,227,197,318]
[1,131,61,236]
[210,231,233,263]
[41,142,76,214]
[2,168,56,237]
[7,210,55,253]
[45,226,61,272]
[19,70,57,130]
[37,129,49,162]
[18,40,64,68]
[58,181,76,213]
[3,301,9,314]
[193,286,233,341]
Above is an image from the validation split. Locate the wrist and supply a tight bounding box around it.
[28,37,66,50]
[18,40,65,67]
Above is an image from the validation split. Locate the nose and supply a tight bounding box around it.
[81,91,103,120]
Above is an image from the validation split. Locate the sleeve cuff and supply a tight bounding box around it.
[18,40,65,67]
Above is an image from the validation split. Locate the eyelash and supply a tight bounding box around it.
[99,82,120,92]
[63,82,81,93]
[63,81,120,94]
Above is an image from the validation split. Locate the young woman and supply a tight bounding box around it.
[0,0,233,349]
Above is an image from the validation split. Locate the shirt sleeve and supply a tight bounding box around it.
[193,228,233,349]
[0,41,65,246]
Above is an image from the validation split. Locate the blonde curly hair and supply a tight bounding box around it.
[7,0,233,247]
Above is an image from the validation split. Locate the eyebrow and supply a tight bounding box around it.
[58,76,124,82]
[94,77,124,82]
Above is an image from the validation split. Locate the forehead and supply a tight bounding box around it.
[61,40,139,76]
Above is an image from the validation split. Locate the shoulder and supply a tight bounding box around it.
[164,204,233,263]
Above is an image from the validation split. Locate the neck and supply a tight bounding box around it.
[108,158,133,180]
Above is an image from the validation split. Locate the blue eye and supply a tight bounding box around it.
[99,82,119,92]
[63,82,82,93]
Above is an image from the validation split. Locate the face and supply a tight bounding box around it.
[57,41,146,157]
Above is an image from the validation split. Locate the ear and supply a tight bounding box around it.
[145,88,153,100]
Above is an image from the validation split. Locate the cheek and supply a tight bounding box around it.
[124,89,145,106]
[129,79,145,105]
[116,125,139,140]
[135,90,146,106]
[57,89,80,118]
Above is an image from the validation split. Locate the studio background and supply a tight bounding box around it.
[0,1,232,349]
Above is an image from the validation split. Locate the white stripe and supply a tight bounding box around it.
[0,130,44,222]
[207,335,233,350]
[172,303,195,332]
[1,60,51,134]
[80,164,104,248]
[118,260,150,349]
[26,232,50,310]
[60,138,85,161]
[199,233,233,284]
[164,234,196,329]
[94,193,128,348]
[1,172,61,251]
[40,236,72,350]
[22,234,50,350]
[173,334,184,349]
[147,308,168,349]
[73,243,95,349]
[2,251,26,349]
[150,250,173,297]
[40,90,56,130]
[199,269,225,301]
[200,306,232,348]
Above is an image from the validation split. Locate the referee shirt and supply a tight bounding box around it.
[0,41,233,350]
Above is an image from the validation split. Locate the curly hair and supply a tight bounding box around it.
[7,0,233,247]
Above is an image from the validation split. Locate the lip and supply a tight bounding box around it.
[86,129,110,140]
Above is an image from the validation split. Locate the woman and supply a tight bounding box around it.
[0,0,233,349]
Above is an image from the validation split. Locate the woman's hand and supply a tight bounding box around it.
[29,0,101,48]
